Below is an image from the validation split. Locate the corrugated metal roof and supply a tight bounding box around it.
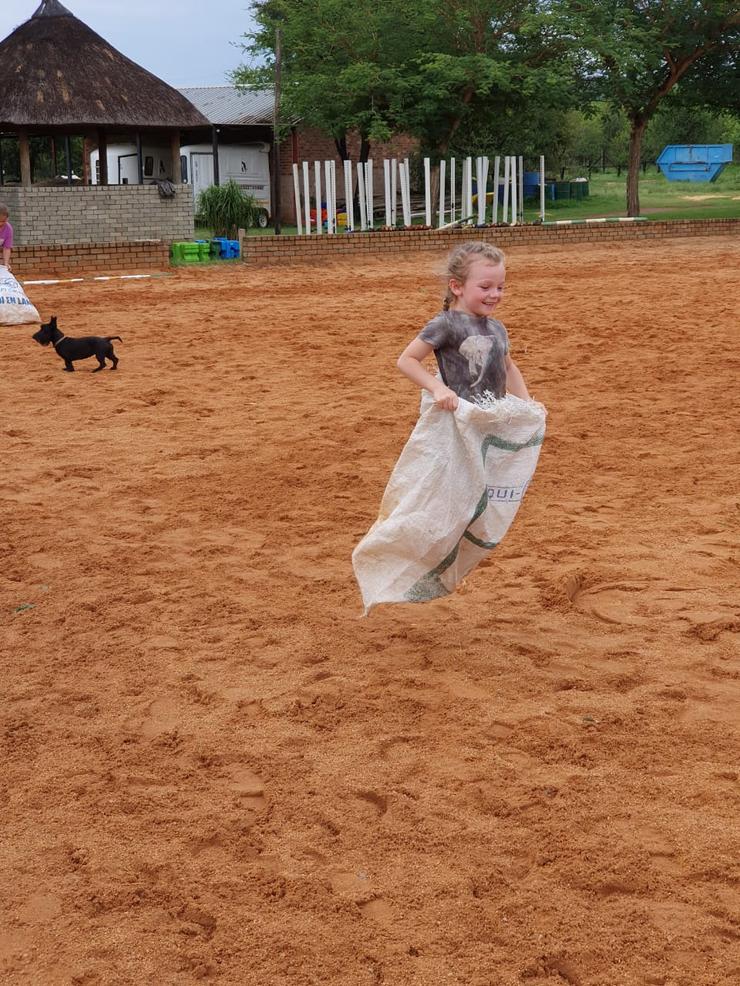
[178,86,274,126]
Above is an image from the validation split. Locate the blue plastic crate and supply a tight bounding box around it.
[211,237,241,259]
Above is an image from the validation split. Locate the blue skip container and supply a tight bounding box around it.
[656,144,733,183]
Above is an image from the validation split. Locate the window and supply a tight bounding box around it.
[180,155,188,183]
[144,155,154,178]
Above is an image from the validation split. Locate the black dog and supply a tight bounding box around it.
[33,316,121,372]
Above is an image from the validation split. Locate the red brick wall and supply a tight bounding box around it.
[13,240,170,278]
[242,218,739,267]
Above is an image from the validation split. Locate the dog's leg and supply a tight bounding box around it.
[93,355,106,372]
[110,351,118,370]
[63,360,75,372]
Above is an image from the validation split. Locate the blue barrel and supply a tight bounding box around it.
[522,171,539,199]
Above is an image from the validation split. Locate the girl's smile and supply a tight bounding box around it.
[449,259,506,317]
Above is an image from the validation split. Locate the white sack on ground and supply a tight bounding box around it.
[353,393,546,613]
[0,266,40,325]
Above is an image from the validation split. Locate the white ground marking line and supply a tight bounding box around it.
[21,273,165,286]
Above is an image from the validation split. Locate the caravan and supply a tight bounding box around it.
[90,141,272,226]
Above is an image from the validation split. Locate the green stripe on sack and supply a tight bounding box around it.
[481,430,544,463]
[463,531,498,550]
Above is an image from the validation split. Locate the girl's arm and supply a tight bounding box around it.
[505,355,530,400]
[397,337,459,411]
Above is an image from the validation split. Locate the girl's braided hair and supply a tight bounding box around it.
[442,241,505,311]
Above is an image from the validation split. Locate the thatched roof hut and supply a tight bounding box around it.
[0,1,208,130]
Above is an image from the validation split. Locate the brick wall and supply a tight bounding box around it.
[242,217,739,267]
[13,240,169,278]
[1,185,194,246]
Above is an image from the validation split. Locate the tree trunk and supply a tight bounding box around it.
[626,119,646,217]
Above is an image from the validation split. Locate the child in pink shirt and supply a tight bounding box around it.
[0,203,14,270]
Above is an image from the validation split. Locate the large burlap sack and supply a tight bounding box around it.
[353,392,546,613]
[0,266,40,325]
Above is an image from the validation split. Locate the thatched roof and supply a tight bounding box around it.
[0,0,209,130]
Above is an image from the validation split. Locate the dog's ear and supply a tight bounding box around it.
[50,315,57,326]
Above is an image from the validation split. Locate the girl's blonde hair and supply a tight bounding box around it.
[443,241,505,310]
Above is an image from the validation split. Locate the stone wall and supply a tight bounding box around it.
[0,185,194,246]
[242,217,739,267]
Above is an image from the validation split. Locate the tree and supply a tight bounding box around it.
[559,1,740,215]
[234,0,404,162]
[235,1,578,164]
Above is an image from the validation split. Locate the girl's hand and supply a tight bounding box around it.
[431,384,459,411]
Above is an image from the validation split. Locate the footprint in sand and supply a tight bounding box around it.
[223,766,266,810]
[565,572,737,631]
[136,697,182,738]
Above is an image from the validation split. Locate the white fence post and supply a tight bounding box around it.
[384,159,392,227]
[424,157,432,226]
[292,163,303,235]
[357,163,367,230]
[302,161,311,234]
[364,160,373,229]
[502,156,510,224]
[450,158,456,224]
[438,159,446,228]
[492,156,500,224]
[540,154,546,222]
[324,161,333,234]
[314,161,323,234]
[391,158,398,226]
[343,159,353,231]
[518,155,524,223]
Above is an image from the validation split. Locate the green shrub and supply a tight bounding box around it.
[196,180,260,237]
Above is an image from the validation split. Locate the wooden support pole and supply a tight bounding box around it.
[171,132,182,183]
[65,135,72,185]
[19,131,32,186]
[211,126,220,186]
[97,130,108,185]
[136,132,144,184]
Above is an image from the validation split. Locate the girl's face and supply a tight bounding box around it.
[450,260,506,318]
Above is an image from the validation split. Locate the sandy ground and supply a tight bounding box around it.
[1,235,739,986]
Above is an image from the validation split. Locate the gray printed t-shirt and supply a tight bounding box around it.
[419,310,510,401]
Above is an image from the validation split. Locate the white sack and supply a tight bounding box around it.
[353,393,546,613]
[0,266,40,325]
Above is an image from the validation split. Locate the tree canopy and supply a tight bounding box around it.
[234,0,740,214]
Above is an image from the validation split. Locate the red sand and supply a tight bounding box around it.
[1,235,738,986]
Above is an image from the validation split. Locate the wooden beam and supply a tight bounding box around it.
[170,132,182,183]
[136,132,144,184]
[19,131,32,186]
[211,126,220,186]
[97,130,108,185]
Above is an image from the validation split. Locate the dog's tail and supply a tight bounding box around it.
[106,336,123,343]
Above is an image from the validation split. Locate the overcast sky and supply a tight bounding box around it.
[0,0,258,87]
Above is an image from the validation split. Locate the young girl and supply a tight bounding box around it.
[397,241,529,409]
[0,203,13,271]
